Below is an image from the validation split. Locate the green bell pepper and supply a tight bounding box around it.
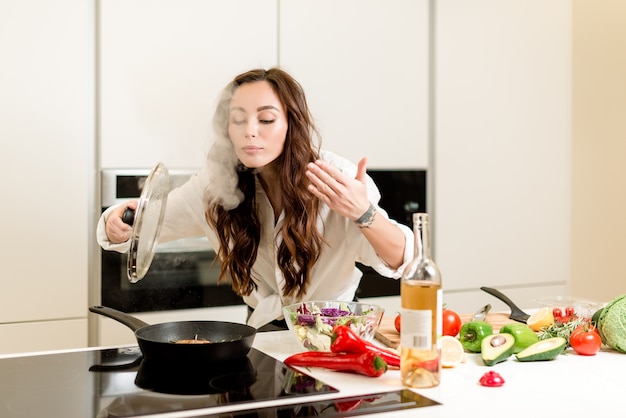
[499,323,539,354]
[459,321,493,353]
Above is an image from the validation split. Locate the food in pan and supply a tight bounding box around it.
[171,334,211,344]
[173,339,211,344]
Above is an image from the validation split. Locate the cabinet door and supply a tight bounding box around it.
[434,1,571,295]
[0,0,89,326]
[279,0,429,169]
[99,0,278,169]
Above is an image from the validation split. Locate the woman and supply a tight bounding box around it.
[98,68,414,329]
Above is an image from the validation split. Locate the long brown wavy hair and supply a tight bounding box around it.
[205,68,324,298]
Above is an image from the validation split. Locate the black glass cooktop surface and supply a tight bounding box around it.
[0,346,338,418]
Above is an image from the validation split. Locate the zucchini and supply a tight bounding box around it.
[515,337,566,362]
[481,334,515,366]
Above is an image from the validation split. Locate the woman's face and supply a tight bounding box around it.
[228,81,288,169]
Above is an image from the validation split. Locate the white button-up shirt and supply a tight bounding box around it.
[97,150,414,328]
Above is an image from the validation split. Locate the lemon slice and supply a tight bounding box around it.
[440,335,465,368]
[526,307,555,331]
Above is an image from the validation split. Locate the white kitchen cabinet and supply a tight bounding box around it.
[278,0,429,169]
[433,0,571,312]
[99,0,278,169]
[100,0,429,170]
[0,0,90,353]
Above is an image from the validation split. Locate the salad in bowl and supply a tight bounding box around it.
[282,300,384,351]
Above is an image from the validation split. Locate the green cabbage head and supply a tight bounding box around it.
[598,294,626,353]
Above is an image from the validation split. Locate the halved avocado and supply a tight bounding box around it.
[515,337,567,362]
[481,333,515,366]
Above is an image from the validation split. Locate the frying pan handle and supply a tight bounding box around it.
[89,305,150,332]
[480,287,524,311]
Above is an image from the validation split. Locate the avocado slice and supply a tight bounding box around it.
[481,333,515,366]
[515,337,567,362]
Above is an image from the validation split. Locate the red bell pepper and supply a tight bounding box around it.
[330,325,401,368]
[284,351,388,377]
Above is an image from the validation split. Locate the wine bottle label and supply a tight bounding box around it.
[400,309,432,350]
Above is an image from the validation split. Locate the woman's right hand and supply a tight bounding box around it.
[105,200,137,244]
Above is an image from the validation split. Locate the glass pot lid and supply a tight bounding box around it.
[124,162,169,283]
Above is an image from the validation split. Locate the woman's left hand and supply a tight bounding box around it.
[306,157,370,220]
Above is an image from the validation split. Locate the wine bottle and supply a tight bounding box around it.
[400,212,442,388]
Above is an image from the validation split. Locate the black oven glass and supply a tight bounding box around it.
[356,169,427,298]
[101,248,244,313]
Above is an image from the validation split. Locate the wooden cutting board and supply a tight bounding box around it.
[374,312,515,349]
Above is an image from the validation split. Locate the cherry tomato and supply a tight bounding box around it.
[479,371,505,387]
[442,309,462,337]
[565,306,575,317]
[552,307,563,319]
[570,324,602,356]
[394,314,401,333]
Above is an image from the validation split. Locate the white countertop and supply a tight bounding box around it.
[252,330,626,417]
[2,326,624,417]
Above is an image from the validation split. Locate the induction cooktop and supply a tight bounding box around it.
[0,346,441,418]
[0,346,337,418]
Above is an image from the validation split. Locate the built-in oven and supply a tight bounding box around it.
[100,169,244,314]
[99,168,426,314]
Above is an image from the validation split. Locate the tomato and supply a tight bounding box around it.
[553,307,579,324]
[588,322,601,336]
[570,324,602,356]
[442,309,462,337]
[394,314,401,333]
[479,371,505,387]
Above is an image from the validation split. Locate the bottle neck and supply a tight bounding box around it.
[413,217,432,260]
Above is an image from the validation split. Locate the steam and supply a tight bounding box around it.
[204,81,244,210]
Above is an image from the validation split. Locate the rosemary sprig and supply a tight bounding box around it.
[538,317,587,348]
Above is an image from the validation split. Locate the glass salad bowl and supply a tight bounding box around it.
[282,300,384,351]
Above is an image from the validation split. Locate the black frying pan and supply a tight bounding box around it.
[89,306,256,363]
